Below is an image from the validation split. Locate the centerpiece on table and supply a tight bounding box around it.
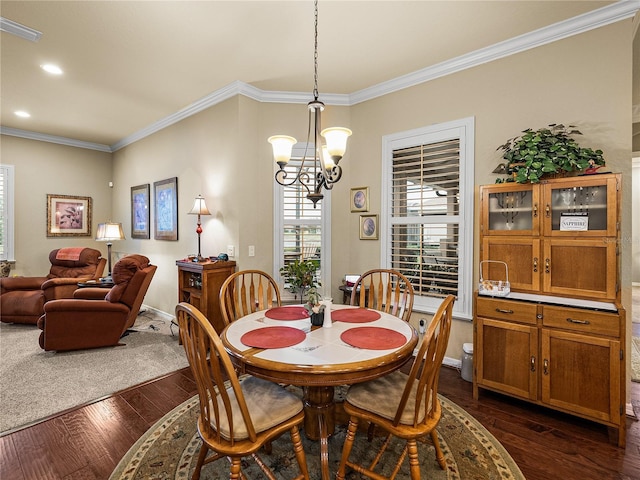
[305,286,325,326]
[494,124,605,184]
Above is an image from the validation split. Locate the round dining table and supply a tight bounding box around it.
[221,304,418,480]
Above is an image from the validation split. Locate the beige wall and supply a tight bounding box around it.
[3,20,634,379]
[1,136,112,276]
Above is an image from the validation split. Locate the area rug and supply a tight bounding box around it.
[632,336,640,383]
[0,310,188,434]
[110,389,525,480]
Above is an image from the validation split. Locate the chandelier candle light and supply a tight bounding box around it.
[95,222,125,282]
[188,195,211,262]
[268,0,351,207]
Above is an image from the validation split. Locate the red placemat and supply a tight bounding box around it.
[332,308,381,323]
[241,326,306,349]
[340,327,406,350]
[265,306,310,320]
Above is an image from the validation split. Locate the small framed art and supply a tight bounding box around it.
[350,186,369,212]
[359,214,378,240]
[131,183,150,239]
[46,194,92,237]
[153,177,178,241]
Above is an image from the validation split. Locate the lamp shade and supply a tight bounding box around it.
[321,127,352,161]
[95,222,125,241]
[188,195,211,216]
[268,135,297,166]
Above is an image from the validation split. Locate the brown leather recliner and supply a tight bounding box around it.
[0,248,106,324]
[37,254,156,352]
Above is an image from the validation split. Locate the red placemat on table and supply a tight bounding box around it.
[241,326,306,349]
[340,327,406,350]
[264,306,310,320]
[332,308,381,323]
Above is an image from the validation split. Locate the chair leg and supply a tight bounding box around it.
[229,457,243,480]
[407,439,421,480]
[367,422,376,442]
[192,442,209,480]
[290,424,310,480]
[336,417,359,480]
[430,429,446,470]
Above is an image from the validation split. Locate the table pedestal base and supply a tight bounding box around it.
[303,386,335,480]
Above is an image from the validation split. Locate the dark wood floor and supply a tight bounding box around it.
[1,358,638,480]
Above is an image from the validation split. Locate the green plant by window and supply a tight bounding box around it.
[279,259,319,301]
[495,124,605,184]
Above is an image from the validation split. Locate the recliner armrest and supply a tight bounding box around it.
[74,288,110,300]
[0,276,48,293]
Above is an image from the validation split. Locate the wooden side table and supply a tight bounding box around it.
[176,260,236,333]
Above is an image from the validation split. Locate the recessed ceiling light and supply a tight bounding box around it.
[41,64,63,75]
[14,111,30,118]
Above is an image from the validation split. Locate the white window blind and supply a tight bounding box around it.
[382,118,474,318]
[0,165,15,261]
[274,149,331,292]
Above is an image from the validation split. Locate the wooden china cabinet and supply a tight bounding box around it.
[474,173,626,446]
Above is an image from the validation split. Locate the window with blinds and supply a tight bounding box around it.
[0,165,15,261]
[382,118,474,318]
[275,155,328,291]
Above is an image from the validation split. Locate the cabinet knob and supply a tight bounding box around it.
[533,257,538,272]
[545,258,550,273]
[545,204,551,217]
[533,203,538,218]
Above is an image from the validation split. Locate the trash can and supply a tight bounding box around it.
[461,342,473,382]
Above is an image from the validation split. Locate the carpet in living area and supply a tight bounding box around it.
[0,309,188,434]
[110,388,525,480]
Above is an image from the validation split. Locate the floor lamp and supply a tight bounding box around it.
[96,222,125,282]
[188,195,211,262]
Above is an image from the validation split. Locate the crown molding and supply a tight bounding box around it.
[0,17,42,42]
[3,1,639,152]
[350,0,640,104]
[0,126,111,152]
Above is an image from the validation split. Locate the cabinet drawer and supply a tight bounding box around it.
[542,305,619,337]
[476,297,537,324]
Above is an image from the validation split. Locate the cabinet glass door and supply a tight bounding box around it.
[481,184,539,235]
[543,175,618,236]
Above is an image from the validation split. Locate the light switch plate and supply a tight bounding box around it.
[248,245,255,257]
[227,245,235,257]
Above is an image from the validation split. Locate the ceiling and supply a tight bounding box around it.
[1,0,635,151]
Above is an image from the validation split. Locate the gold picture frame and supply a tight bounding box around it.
[350,186,369,212]
[359,214,378,240]
[46,194,92,237]
[154,177,178,241]
[131,183,150,239]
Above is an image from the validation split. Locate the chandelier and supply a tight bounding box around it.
[268,0,352,207]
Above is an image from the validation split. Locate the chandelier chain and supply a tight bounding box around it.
[313,0,319,100]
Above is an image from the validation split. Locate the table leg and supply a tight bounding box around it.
[302,386,335,480]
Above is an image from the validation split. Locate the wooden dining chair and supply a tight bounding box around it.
[350,269,414,322]
[219,270,281,326]
[175,302,310,480]
[336,294,455,480]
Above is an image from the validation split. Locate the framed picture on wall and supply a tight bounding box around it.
[131,184,150,239]
[46,194,92,237]
[153,177,178,241]
[359,214,378,240]
[350,186,369,212]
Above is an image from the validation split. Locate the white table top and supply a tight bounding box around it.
[223,304,416,367]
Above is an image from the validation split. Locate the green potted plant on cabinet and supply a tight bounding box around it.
[495,124,605,183]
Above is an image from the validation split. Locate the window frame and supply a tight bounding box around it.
[0,164,15,261]
[380,117,475,319]
[273,143,332,292]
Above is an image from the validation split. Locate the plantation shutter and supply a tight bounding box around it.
[390,139,460,300]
